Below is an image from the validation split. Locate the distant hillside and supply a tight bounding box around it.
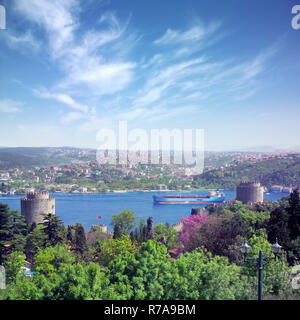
[0,147,95,169]
[193,154,300,189]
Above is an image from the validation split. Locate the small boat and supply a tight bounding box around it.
[153,191,225,204]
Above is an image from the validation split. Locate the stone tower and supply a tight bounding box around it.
[21,191,55,224]
[236,181,264,204]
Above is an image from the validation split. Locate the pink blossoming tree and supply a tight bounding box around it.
[178,214,210,253]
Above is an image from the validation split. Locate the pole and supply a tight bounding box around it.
[258,250,263,300]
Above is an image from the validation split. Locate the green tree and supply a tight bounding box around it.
[50,263,110,300]
[108,240,171,300]
[241,233,292,298]
[146,217,153,240]
[111,209,136,238]
[9,211,27,249]
[5,262,124,300]
[268,190,300,264]
[268,206,290,249]
[49,244,75,269]
[5,271,58,300]
[131,218,146,242]
[42,213,66,247]
[67,225,74,243]
[95,235,138,267]
[166,247,255,300]
[0,203,27,264]
[0,203,12,264]
[287,188,300,241]
[33,244,75,276]
[33,248,55,277]
[289,237,300,265]
[153,222,179,249]
[25,224,47,261]
[74,223,87,255]
[4,251,26,284]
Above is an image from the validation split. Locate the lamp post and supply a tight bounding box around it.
[240,238,282,300]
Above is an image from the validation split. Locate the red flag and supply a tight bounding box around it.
[97,216,102,219]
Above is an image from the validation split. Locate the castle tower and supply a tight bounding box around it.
[236,181,264,204]
[21,191,55,224]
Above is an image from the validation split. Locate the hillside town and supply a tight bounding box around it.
[0,149,296,194]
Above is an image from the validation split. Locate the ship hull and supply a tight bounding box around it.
[153,195,225,204]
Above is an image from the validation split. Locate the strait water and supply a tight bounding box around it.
[0,191,288,231]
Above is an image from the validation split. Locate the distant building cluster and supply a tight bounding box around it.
[0,150,298,197]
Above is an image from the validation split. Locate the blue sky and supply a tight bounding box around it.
[0,0,299,150]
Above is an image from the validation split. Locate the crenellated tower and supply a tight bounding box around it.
[21,191,55,224]
[236,181,264,204]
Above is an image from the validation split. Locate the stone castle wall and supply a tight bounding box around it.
[21,191,55,224]
[236,181,264,204]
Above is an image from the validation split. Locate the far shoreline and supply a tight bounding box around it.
[0,188,229,196]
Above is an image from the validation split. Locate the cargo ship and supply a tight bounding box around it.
[282,187,293,194]
[153,191,225,204]
[269,185,283,192]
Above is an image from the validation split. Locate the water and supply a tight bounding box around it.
[0,191,288,231]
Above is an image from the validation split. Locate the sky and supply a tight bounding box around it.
[0,0,299,151]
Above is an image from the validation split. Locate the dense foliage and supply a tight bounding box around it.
[1,191,300,300]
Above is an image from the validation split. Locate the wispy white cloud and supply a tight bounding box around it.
[2,30,40,51]
[59,61,136,95]
[7,1,280,136]
[153,21,222,45]
[118,101,199,123]
[15,0,77,56]
[0,99,23,113]
[34,89,88,113]
[15,0,136,98]
[124,40,278,122]
[133,82,171,107]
